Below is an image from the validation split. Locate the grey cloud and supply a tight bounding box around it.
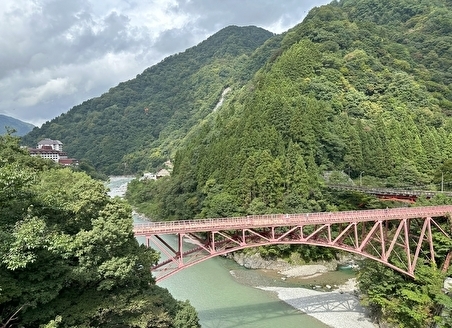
[173,0,329,32]
[0,1,87,76]
[1,1,150,75]
[0,0,330,126]
[151,25,202,56]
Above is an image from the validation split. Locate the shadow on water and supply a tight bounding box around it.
[283,292,362,313]
[195,301,305,328]
[159,256,329,328]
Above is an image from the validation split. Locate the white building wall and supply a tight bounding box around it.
[37,139,63,151]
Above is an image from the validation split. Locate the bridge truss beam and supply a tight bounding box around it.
[134,206,452,282]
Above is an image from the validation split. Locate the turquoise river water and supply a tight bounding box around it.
[108,176,355,328]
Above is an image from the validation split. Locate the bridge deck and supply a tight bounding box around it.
[134,205,452,235]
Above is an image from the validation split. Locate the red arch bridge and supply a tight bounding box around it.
[133,206,452,282]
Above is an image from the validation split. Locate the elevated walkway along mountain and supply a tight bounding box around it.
[327,184,452,202]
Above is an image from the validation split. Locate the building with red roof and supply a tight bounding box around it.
[29,138,78,166]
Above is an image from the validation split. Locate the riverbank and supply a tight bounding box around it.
[259,278,377,328]
[230,253,378,327]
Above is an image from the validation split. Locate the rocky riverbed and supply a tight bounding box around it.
[229,252,378,328]
[259,279,377,328]
[230,252,359,287]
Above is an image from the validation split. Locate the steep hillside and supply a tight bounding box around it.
[126,4,452,325]
[21,26,276,174]
[126,0,452,220]
[0,114,35,136]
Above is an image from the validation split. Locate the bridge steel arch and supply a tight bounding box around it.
[133,206,452,283]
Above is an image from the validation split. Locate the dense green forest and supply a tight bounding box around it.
[125,0,452,327]
[127,0,452,220]
[14,0,452,326]
[0,134,200,327]
[21,26,277,175]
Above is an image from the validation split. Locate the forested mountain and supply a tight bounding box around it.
[21,26,276,174]
[128,0,452,220]
[0,114,34,136]
[12,0,452,326]
[125,1,452,326]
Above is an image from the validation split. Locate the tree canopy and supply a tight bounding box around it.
[0,134,199,327]
[127,0,452,220]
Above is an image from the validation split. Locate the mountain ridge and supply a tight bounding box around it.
[125,0,452,221]
[0,114,35,136]
[21,25,275,174]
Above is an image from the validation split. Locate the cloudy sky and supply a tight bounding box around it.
[0,0,330,127]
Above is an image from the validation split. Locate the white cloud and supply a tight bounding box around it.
[17,77,76,107]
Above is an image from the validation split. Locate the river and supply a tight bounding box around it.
[108,176,355,328]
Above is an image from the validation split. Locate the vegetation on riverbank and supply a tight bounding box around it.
[0,134,200,327]
[359,260,452,328]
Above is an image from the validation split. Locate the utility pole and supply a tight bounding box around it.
[360,171,364,187]
[441,171,444,192]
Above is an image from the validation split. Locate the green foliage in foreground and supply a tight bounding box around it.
[0,134,200,328]
[359,261,452,328]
